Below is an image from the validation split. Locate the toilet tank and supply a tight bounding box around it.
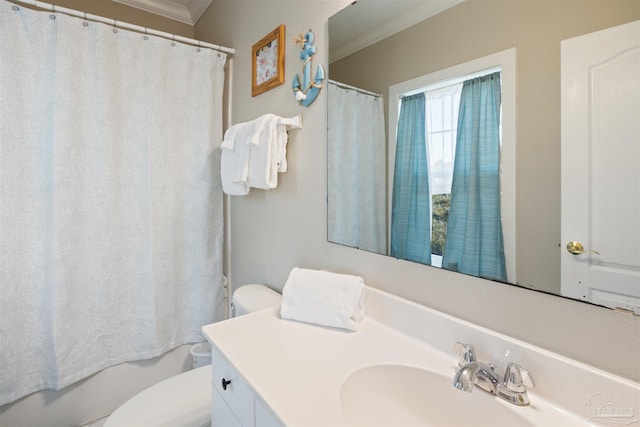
[232,284,282,317]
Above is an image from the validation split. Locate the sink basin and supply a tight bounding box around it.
[340,364,534,426]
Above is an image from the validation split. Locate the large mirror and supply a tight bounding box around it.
[327,0,639,307]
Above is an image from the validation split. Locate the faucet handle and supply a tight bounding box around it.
[453,342,476,366]
[504,362,535,392]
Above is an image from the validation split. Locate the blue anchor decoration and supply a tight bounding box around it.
[292,29,324,107]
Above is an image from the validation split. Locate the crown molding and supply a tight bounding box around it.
[329,0,463,63]
[113,0,212,25]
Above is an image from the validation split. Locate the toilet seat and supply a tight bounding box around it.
[105,365,211,427]
[105,284,282,426]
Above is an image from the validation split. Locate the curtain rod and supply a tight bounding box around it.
[8,0,235,55]
[329,79,381,98]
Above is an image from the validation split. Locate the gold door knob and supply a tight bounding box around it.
[566,241,600,255]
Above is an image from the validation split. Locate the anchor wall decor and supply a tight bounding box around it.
[292,29,324,107]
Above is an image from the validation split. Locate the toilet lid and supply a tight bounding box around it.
[105,365,211,427]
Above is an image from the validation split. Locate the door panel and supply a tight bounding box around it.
[561,20,640,314]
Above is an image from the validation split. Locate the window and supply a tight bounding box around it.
[426,82,462,197]
[425,82,462,263]
[388,49,516,280]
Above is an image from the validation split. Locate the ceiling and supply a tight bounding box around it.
[329,0,463,63]
[115,0,462,38]
[113,0,213,25]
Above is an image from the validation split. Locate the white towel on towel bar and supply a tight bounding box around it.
[220,123,251,195]
[247,114,290,189]
[280,267,365,331]
[221,114,301,195]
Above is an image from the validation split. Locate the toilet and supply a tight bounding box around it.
[105,284,282,427]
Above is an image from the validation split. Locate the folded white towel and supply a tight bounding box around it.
[247,114,299,190]
[220,123,241,151]
[221,121,265,195]
[273,114,301,175]
[221,123,250,195]
[280,267,365,331]
[247,114,281,189]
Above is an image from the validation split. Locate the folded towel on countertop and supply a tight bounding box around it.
[280,267,365,331]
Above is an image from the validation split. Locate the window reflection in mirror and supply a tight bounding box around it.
[388,56,514,283]
[328,48,516,282]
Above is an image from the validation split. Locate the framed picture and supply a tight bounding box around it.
[252,25,285,97]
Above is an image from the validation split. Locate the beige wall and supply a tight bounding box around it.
[329,0,639,295]
[196,0,640,383]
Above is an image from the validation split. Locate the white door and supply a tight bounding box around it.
[561,20,640,314]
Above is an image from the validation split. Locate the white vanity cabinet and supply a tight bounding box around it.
[210,345,283,427]
[211,386,241,427]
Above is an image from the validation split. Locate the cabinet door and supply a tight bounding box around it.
[211,347,255,426]
[212,386,242,427]
[255,395,284,427]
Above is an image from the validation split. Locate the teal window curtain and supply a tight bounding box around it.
[442,72,507,281]
[391,93,432,264]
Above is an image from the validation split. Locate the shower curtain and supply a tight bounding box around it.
[327,82,386,254]
[0,2,226,404]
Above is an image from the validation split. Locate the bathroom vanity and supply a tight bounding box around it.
[202,287,640,426]
[209,343,281,426]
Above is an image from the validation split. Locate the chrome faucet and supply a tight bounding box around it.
[452,342,535,406]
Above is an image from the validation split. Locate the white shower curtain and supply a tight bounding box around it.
[0,2,226,404]
[328,82,386,254]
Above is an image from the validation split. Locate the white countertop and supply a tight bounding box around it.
[203,307,455,426]
[202,287,639,426]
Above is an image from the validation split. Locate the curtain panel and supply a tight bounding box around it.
[390,93,432,264]
[442,72,507,281]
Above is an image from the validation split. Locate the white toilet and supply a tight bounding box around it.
[105,284,282,427]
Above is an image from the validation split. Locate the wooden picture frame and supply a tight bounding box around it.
[252,25,285,97]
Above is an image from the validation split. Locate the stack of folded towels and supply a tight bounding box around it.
[280,267,366,331]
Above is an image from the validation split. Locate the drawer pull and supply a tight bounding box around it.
[222,378,231,391]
